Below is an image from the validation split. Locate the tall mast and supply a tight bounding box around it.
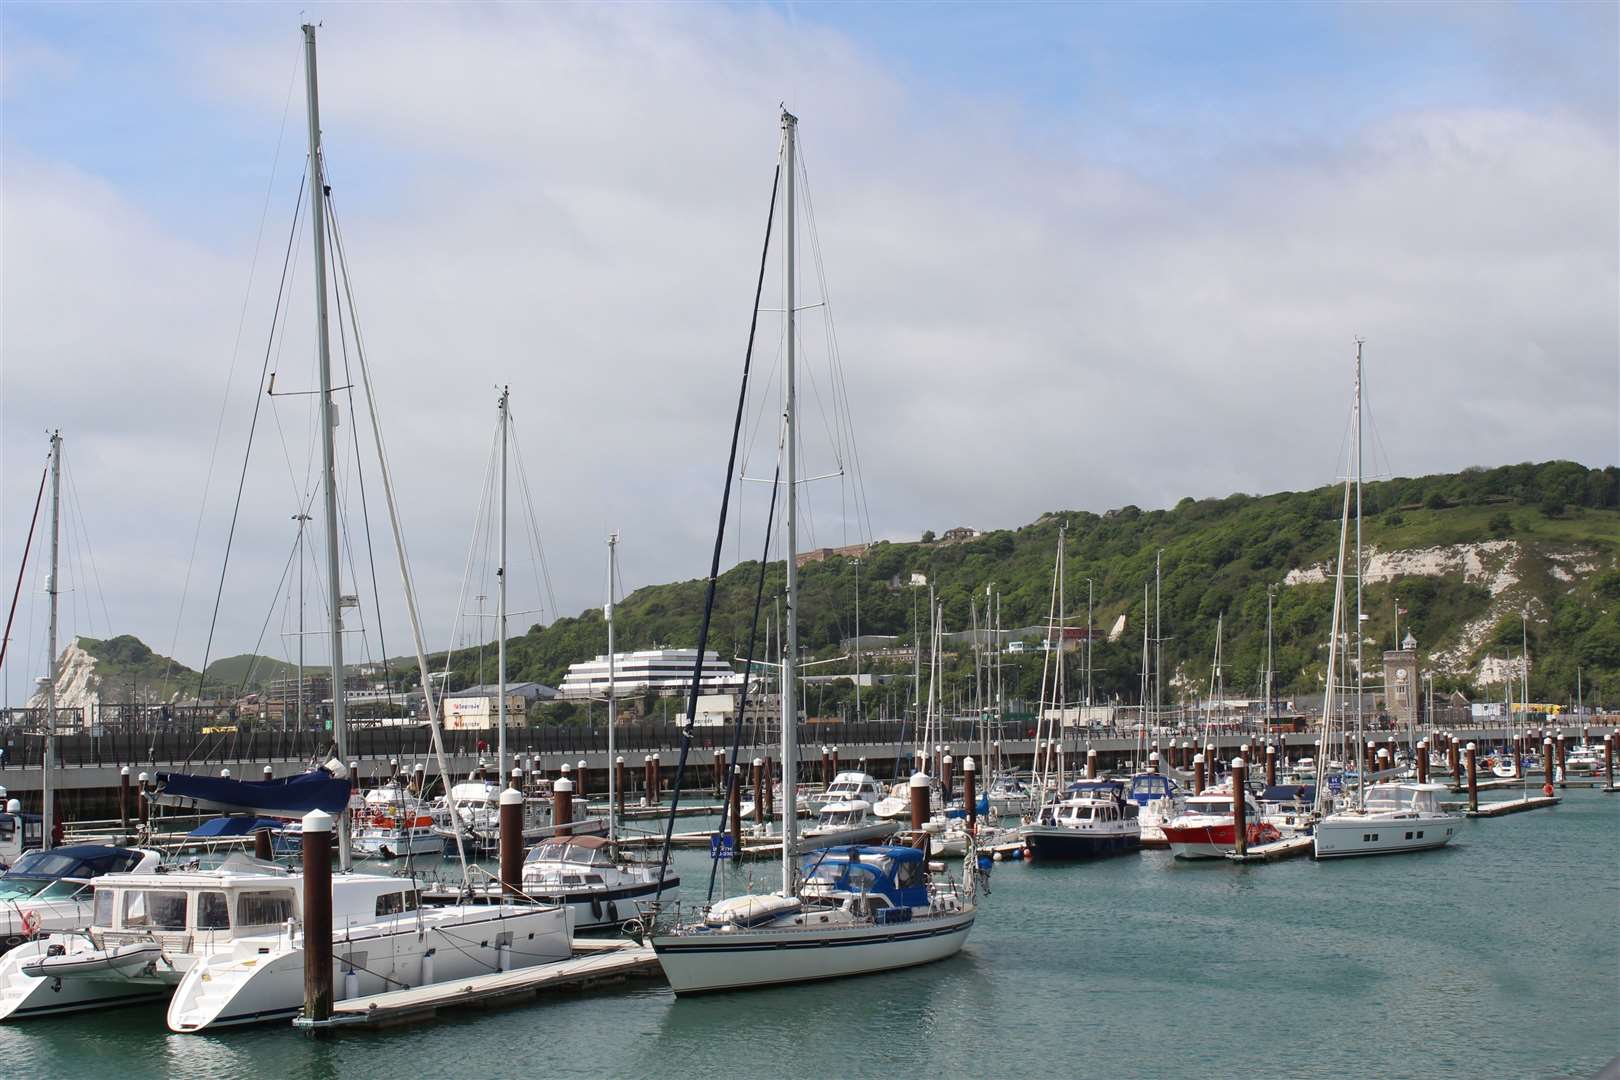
[1264,585,1274,748]
[43,430,61,851]
[853,556,861,723]
[606,532,619,844]
[1154,549,1163,728]
[497,386,509,780]
[779,108,800,893]
[1085,578,1093,710]
[294,512,309,731]
[1353,340,1365,809]
[303,23,350,870]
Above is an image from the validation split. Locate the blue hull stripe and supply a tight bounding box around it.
[654,917,974,955]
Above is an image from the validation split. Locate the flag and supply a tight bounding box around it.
[1397,607,1409,615]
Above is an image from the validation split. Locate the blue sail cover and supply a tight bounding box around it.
[187,816,290,838]
[155,770,351,817]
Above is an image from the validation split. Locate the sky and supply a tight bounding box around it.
[2,1,1617,704]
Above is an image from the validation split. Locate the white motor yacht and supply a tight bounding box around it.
[0,845,161,954]
[809,771,887,810]
[1020,780,1141,860]
[1312,782,1460,859]
[520,834,678,931]
[801,799,899,847]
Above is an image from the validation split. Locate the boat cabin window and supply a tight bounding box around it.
[237,889,297,928]
[94,888,115,927]
[198,891,231,930]
[375,889,422,917]
[35,879,90,901]
[124,889,188,930]
[893,859,920,891]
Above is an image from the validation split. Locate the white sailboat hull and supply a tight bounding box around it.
[1312,812,1458,859]
[650,908,974,994]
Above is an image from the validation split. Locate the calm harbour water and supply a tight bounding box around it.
[2,789,1615,1080]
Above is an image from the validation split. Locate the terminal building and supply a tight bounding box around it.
[557,649,744,701]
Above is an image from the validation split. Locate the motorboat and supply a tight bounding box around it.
[651,843,977,994]
[739,783,811,823]
[1161,786,1281,859]
[0,798,44,870]
[801,799,899,847]
[873,776,943,821]
[1020,780,1141,860]
[1565,745,1602,777]
[519,834,678,931]
[1126,772,1183,846]
[433,777,599,854]
[0,845,161,954]
[353,808,447,860]
[1257,784,1318,837]
[985,773,1036,818]
[809,771,887,810]
[1312,782,1460,859]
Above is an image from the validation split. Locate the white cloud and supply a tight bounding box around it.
[2,5,1615,700]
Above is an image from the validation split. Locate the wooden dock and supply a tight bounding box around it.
[1464,795,1561,818]
[296,939,663,1030]
[1225,835,1314,863]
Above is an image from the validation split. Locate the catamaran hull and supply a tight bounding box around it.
[651,910,974,995]
[166,905,572,1032]
[0,939,174,1020]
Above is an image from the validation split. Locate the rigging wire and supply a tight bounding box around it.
[193,170,309,703]
[0,461,48,674]
[327,199,397,707]
[653,160,781,907]
[506,415,561,626]
[160,52,302,701]
[62,456,114,639]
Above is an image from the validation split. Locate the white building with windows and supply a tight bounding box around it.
[557,649,744,701]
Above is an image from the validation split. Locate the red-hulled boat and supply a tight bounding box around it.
[1161,786,1281,860]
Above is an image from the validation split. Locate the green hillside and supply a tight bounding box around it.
[76,634,202,703]
[403,460,1618,712]
[202,653,299,694]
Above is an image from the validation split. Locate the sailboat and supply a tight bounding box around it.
[0,25,572,1030]
[648,111,979,994]
[1312,343,1459,859]
[517,533,678,929]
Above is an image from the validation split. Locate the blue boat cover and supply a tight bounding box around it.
[156,769,350,817]
[187,816,289,838]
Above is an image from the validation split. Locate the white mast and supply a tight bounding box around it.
[294,512,309,731]
[1264,585,1274,748]
[606,531,619,844]
[853,556,861,723]
[303,22,351,871]
[497,386,509,781]
[43,431,61,851]
[1353,339,1366,810]
[779,108,800,893]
